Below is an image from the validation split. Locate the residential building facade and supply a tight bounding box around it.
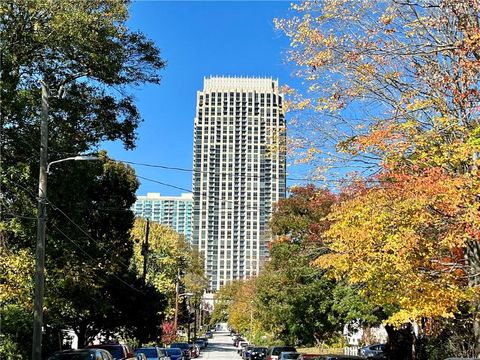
[132,192,193,242]
[192,76,286,291]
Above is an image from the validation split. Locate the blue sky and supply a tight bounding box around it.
[104,1,302,195]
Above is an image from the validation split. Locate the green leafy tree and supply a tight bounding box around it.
[130,219,208,342]
[1,0,165,356]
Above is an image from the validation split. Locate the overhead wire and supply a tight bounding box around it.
[119,158,325,183]
[52,224,144,295]
[2,174,145,294]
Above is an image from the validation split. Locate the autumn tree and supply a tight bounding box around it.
[131,219,208,341]
[131,219,191,295]
[252,186,349,346]
[210,280,243,327]
[276,0,480,357]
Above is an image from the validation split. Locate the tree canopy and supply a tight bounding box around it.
[1,0,166,357]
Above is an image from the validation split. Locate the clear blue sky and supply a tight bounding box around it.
[104,1,301,196]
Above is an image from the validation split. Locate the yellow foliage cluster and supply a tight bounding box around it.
[0,247,35,309]
[316,169,479,325]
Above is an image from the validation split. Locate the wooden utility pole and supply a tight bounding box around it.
[142,219,150,284]
[174,267,180,330]
[32,81,49,360]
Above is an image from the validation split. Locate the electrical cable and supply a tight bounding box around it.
[119,158,322,182]
[52,224,145,295]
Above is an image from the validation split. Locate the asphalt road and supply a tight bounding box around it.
[199,331,238,360]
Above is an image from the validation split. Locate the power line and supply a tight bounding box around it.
[119,159,322,182]
[52,224,144,295]
[47,199,134,272]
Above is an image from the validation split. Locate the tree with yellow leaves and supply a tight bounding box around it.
[276,0,480,357]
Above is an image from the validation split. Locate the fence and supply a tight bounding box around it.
[344,346,360,355]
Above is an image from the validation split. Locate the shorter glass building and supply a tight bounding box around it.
[132,192,193,243]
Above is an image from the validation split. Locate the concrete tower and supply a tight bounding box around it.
[192,76,286,291]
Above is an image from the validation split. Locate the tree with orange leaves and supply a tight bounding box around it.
[276,0,480,356]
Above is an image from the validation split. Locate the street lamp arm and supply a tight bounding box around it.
[47,156,100,174]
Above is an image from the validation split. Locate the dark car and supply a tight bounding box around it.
[194,339,206,349]
[250,347,268,360]
[135,347,170,360]
[166,348,183,360]
[157,348,171,360]
[242,345,255,360]
[279,352,302,360]
[266,347,297,360]
[170,343,191,360]
[86,344,136,360]
[359,344,386,358]
[205,331,213,339]
[48,349,114,360]
[234,337,245,347]
[238,342,249,355]
[313,356,365,360]
[197,337,209,347]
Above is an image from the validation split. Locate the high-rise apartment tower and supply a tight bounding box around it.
[132,192,193,243]
[192,76,286,291]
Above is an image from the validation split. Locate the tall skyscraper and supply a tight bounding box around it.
[132,192,193,242]
[192,76,286,291]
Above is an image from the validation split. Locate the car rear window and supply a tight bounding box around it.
[166,349,182,355]
[136,349,157,357]
[171,343,189,349]
[51,352,95,360]
[93,346,123,359]
[273,347,297,356]
[284,353,300,359]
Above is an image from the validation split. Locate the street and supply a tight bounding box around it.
[200,332,238,360]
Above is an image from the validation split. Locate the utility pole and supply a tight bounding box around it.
[142,219,150,284]
[174,267,180,330]
[32,81,49,360]
[193,297,197,341]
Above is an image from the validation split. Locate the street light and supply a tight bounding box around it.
[47,155,100,174]
[32,154,99,360]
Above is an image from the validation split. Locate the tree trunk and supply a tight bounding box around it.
[466,239,480,356]
[76,322,87,349]
[385,324,414,360]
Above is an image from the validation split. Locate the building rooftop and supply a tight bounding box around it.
[203,76,279,92]
[136,192,193,200]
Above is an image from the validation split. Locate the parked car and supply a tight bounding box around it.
[234,337,245,347]
[312,356,365,360]
[238,341,249,354]
[196,337,209,347]
[166,348,184,360]
[194,339,207,349]
[279,352,302,360]
[359,344,386,358]
[87,344,137,360]
[250,347,268,360]
[135,347,169,360]
[266,346,297,360]
[241,345,253,359]
[188,343,199,358]
[48,349,114,360]
[157,348,171,360]
[205,331,213,338]
[170,343,192,360]
[137,354,147,360]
